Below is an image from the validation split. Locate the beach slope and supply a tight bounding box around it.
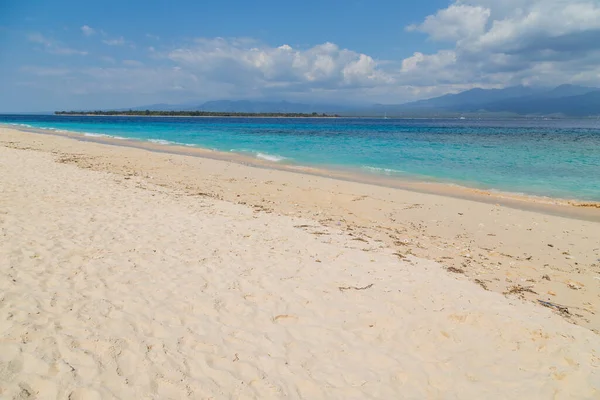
[1,133,599,398]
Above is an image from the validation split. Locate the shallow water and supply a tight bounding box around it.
[2,115,600,201]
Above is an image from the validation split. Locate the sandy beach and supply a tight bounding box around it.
[1,126,600,398]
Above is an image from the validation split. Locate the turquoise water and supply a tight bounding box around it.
[2,115,600,201]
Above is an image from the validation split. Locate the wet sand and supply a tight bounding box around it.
[23,125,600,221]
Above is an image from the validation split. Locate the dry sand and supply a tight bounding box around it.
[1,126,600,398]
[3,127,600,332]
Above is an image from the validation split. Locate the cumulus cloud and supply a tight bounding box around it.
[406,4,491,42]
[81,25,96,36]
[401,0,600,88]
[119,1,600,101]
[167,38,391,94]
[21,1,600,106]
[21,38,402,104]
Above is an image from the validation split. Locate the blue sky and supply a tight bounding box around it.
[1,0,600,111]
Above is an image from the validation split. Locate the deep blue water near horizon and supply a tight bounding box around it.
[2,114,600,201]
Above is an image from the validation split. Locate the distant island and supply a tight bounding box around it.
[55,110,340,118]
[55,84,600,118]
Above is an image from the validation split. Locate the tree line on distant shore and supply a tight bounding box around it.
[55,110,340,118]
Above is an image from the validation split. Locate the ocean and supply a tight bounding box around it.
[2,115,600,202]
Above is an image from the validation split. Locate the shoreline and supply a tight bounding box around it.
[52,114,343,119]
[2,138,599,398]
[2,125,600,334]
[9,123,600,222]
[8,113,600,120]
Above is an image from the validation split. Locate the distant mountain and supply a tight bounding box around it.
[125,84,600,117]
[371,84,600,117]
[466,84,598,114]
[476,89,600,116]
[402,85,543,109]
[541,84,598,99]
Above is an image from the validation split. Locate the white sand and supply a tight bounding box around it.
[4,127,600,333]
[1,143,599,399]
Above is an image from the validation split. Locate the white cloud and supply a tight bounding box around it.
[81,25,96,36]
[401,51,457,73]
[52,48,88,56]
[20,66,71,76]
[28,33,51,45]
[468,1,600,54]
[146,33,160,40]
[401,0,600,88]
[73,67,203,95]
[407,4,491,42]
[167,38,391,92]
[100,56,116,64]
[27,32,88,56]
[20,1,600,107]
[103,37,126,46]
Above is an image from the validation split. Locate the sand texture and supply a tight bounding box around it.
[1,128,600,398]
[2,127,600,332]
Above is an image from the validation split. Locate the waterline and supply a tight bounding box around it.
[2,115,600,202]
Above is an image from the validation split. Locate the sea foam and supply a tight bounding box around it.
[83,132,127,140]
[148,139,173,145]
[256,152,286,162]
[362,166,403,176]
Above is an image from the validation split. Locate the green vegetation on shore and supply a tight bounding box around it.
[55,110,339,118]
